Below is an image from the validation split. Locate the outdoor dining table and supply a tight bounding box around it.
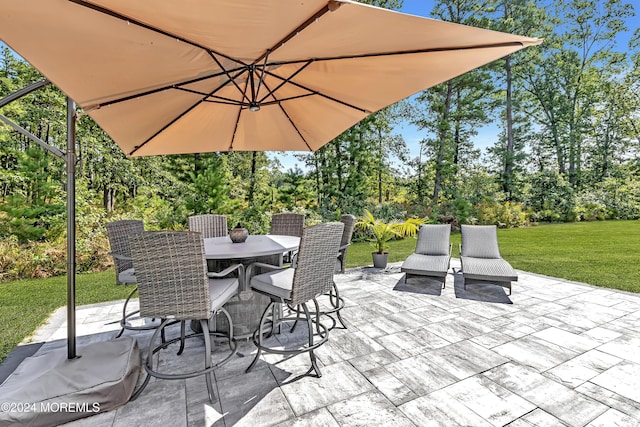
[201,234,300,338]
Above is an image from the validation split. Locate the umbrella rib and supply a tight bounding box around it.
[253,1,339,65]
[228,78,251,150]
[85,67,244,110]
[264,41,534,66]
[263,69,370,114]
[261,80,313,151]
[130,69,248,155]
[261,93,315,105]
[175,87,246,106]
[68,0,247,67]
[208,52,251,105]
[257,60,313,105]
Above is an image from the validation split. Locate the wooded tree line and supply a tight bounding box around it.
[0,0,638,280]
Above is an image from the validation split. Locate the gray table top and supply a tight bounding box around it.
[203,234,300,260]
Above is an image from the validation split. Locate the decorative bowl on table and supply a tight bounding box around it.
[229,223,248,243]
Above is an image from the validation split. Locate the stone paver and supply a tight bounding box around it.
[3,260,640,426]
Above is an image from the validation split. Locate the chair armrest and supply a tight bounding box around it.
[245,261,286,279]
[207,263,245,279]
[108,252,132,261]
[449,243,453,256]
[208,263,246,292]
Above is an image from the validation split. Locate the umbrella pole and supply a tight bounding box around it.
[66,97,77,360]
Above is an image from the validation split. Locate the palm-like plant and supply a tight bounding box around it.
[357,210,424,254]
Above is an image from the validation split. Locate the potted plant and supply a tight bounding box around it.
[357,210,424,268]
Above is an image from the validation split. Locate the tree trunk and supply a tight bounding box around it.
[247,151,257,206]
[503,54,515,198]
[433,83,453,202]
[103,187,115,212]
[378,128,383,204]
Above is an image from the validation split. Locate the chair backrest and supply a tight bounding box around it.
[290,222,344,306]
[106,219,144,274]
[188,214,228,238]
[461,225,501,259]
[129,231,211,320]
[339,214,357,248]
[415,224,451,256]
[270,213,304,237]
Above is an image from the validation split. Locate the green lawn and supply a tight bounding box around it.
[1,220,639,364]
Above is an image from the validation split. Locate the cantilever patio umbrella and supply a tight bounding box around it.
[0,1,540,421]
[1,0,540,158]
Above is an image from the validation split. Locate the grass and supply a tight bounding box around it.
[1,219,639,364]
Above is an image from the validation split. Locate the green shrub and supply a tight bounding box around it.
[476,200,530,228]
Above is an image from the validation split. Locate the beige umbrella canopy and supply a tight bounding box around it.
[0,0,541,157]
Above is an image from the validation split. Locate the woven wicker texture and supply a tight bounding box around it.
[415,224,451,255]
[188,214,228,238]
[106,220,144,284]
[270,213,305,237]
[290,222,344,306]
[129,231,211,320]
[461,225,501,259]
[337,214,356,273]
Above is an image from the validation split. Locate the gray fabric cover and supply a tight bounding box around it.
[250,268,295,301]
[460,256,518,282]
[415,224,451,255]
[401,253,450,278]
[0,337,140,427]
[117,267,136,285]
[461,225,501,259]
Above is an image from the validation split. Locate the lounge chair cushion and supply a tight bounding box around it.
[461,256,518,282]
[401,254,450,278]
[251,268,294,301]
[461,225,501,259]
[415,224,451,255]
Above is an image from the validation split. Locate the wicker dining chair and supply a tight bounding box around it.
[270,213,305,265]
[106,219,144,285]
[246,222,344,378]
[128,231,241,403]
[188,214,228,238]
[336,214,357,274]
[270,213,304,237]
[107,219,160,338]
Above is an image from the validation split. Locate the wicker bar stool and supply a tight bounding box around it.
[106,220,162,338]
[188,214,228,238]
[287,215,356,330]
[129,231,241,403]
[270,213,304,265]
[246,222,343,378]
[106,219,143,285]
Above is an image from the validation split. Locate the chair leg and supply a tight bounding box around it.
[302,302,321,377]
[116,286,139,338]
[330,281,347,329]
[130,318,171,401]
[177,321,186,356]
[201,319,216,403]
[291,304,302,333]
[246,302,273,373]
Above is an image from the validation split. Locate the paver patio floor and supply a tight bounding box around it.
[7,260,640,426]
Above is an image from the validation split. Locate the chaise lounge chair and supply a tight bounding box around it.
[401,224,452,288]
[459,225,517,295]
